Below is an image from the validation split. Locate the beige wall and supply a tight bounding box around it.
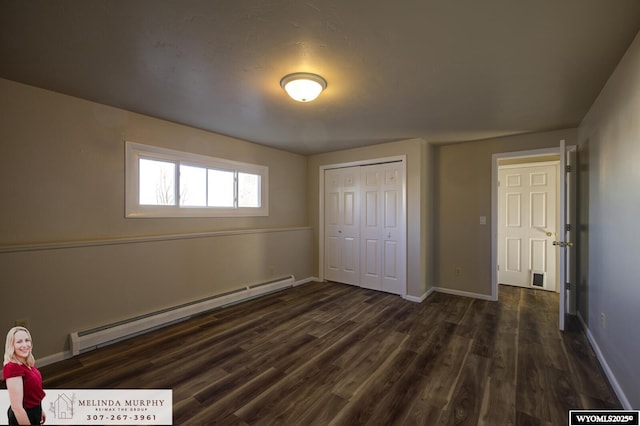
[0,79,312,359]
[577,31,640,408]
[0,79,307,244]
[307,138,434,299]
[434,128,577,296]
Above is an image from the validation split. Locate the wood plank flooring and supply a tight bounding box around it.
[35,282,620,425]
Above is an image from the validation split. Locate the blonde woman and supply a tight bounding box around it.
[3,327,45,425]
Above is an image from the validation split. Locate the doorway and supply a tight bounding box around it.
[492,144,577,330]
[497,160,560,292]
[493,148,562,300]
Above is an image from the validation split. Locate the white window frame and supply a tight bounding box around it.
[125,142,268,218]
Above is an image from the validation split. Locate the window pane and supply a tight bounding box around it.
[139,158,176,205]
[208,169,234,207]
[238,172,261,207]
[179,165,207,207]
[127,142,268,217]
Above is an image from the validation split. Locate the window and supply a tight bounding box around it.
[126,142,268,217]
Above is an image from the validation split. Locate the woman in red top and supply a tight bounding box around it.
[3,327,46,425]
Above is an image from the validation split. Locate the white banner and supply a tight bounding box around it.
[0,389,172,425]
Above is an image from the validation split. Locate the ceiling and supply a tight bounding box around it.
[1,1,639,155]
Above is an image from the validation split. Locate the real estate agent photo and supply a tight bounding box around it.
[3,327,46,425]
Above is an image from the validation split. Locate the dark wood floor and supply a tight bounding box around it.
[37,282,619,425]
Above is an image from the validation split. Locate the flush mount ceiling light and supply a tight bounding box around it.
[280,72,327,102]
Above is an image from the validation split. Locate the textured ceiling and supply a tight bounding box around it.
[1,0,639,154]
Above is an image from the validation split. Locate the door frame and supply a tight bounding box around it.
[491,146,576,302]
[497,160,560,291]
[318,155,407,297]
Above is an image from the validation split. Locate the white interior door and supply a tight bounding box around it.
[556,140,577,331]
[360,163,404,295]
[380,165,404,295]
[498,163,558,291]
[324,168,360,286]
[324,160,405,296]
[360,165,383,290]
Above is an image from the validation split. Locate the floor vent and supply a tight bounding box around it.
[69,275,295,356]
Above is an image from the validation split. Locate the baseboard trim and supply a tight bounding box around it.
[577,311,631,410]
[403,287,494,304]
[433,287,495,301]
[404,287,435,303]
[295,277,319,286]
[37,351,71,367]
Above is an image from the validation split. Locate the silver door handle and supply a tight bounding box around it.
[553,241,574,247]
[534,226,554,237]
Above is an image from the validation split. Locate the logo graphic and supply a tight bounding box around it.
[50,392,75,420]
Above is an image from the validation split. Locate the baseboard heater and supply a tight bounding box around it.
[69,275,295,356]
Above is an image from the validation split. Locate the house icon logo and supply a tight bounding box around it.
[50,392,75,420]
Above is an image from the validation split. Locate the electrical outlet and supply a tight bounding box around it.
[15,318,29,328]
[600,313,606,328]
[455,267,462,276]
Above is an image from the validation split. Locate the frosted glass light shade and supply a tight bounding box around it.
[280,73,327,102]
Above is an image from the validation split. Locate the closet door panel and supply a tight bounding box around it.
[380,165,404,295]
[325,235,341,281]
[360,167,382,290]
[384,240,398,279]
[324,168,359,286]
[340,170,360,285]
[325,161,405,294]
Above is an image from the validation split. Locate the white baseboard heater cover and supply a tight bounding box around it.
[69,275,295,356]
